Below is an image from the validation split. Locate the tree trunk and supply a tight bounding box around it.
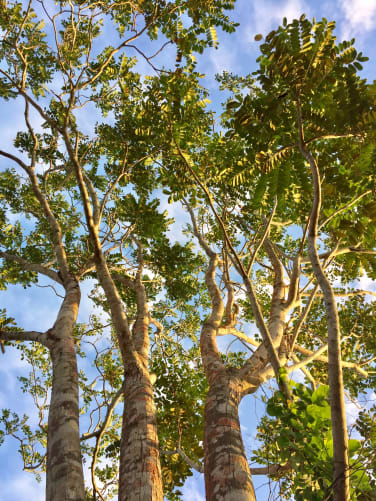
[204,378,256,501]
[296,98,350,500]
[46,279,85,501]
[119,362,163,501]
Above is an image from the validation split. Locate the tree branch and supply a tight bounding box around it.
[0,329,48,347]
[174,137,289,397]
[318,190,372,230]
[0,251,62,284]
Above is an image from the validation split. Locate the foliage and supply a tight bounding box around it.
[0,3,375,500]
[253,383,373,500]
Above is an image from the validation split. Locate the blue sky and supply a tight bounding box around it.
[1,0,376,500]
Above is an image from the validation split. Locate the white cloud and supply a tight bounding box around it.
[158,195,190,244]
[182,473,205,501]
[353,273,376,302]
[339,0,376,39]
[345,397,361,426]
[207,44,238,75]
[247,0,310,41]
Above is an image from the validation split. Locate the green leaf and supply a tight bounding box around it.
[311,385,329,404]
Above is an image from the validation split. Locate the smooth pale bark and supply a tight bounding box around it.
[297,98,350,501]
[307,223,350,500]
[45,278,85,501]
[181,154,287,393]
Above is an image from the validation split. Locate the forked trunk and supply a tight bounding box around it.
[119,363,163,501]
[204,379,256,501]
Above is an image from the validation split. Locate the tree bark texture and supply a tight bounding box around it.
[204,378,256,501]
[68,145,164,499]
[119,364,163,501]
[46,278,85,501]
[200,253,256,501]
[307,232,350,500]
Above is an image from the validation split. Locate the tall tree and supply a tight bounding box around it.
[0,0,237,499]
[0,167,86,499]
[157,16,376,500]
[1,5,376,501]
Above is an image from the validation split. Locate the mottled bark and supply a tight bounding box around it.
[118,247,163,501]
[119,364,162,501]
[204,377,256,501]
[46,278,85,501]
[199,253,256,500]
[65,140,163,499]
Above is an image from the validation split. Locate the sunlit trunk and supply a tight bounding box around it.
[46,279,85,501]
[119,363,163,501]
[204,379,256,501]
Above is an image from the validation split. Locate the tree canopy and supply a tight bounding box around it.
[0,2,375,501]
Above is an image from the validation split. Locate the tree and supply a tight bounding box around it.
[157,15,376,500]
[0,1,236,500]
[1,5,376,501]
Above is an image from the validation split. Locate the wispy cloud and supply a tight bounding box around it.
[181,473,205,501]
[246,0,310,41]
[345,397,361,426]
[338,0,376,39]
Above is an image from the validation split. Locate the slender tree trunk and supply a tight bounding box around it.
[119,362,162,501]
[46,278,85,501]
[307,232,350,499]
[296,98,350,501]
[204,378,256,501]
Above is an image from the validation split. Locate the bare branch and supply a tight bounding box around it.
[249,463,292,475]
[299,289,376,299]
[319,190,372,231]
[294,344,369,377]
[0,329,48,347]
[217,327,259,347]
[247,199,277,275]
[160,448,204,473]
[81,385,123,442]
[183,199,215,258]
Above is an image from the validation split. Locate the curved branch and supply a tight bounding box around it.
[0,250,62,284]
[174,137,289,397]
[80,385,123,442]
[217,327,259,348]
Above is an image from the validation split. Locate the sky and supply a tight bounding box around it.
[1,0,376,500]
